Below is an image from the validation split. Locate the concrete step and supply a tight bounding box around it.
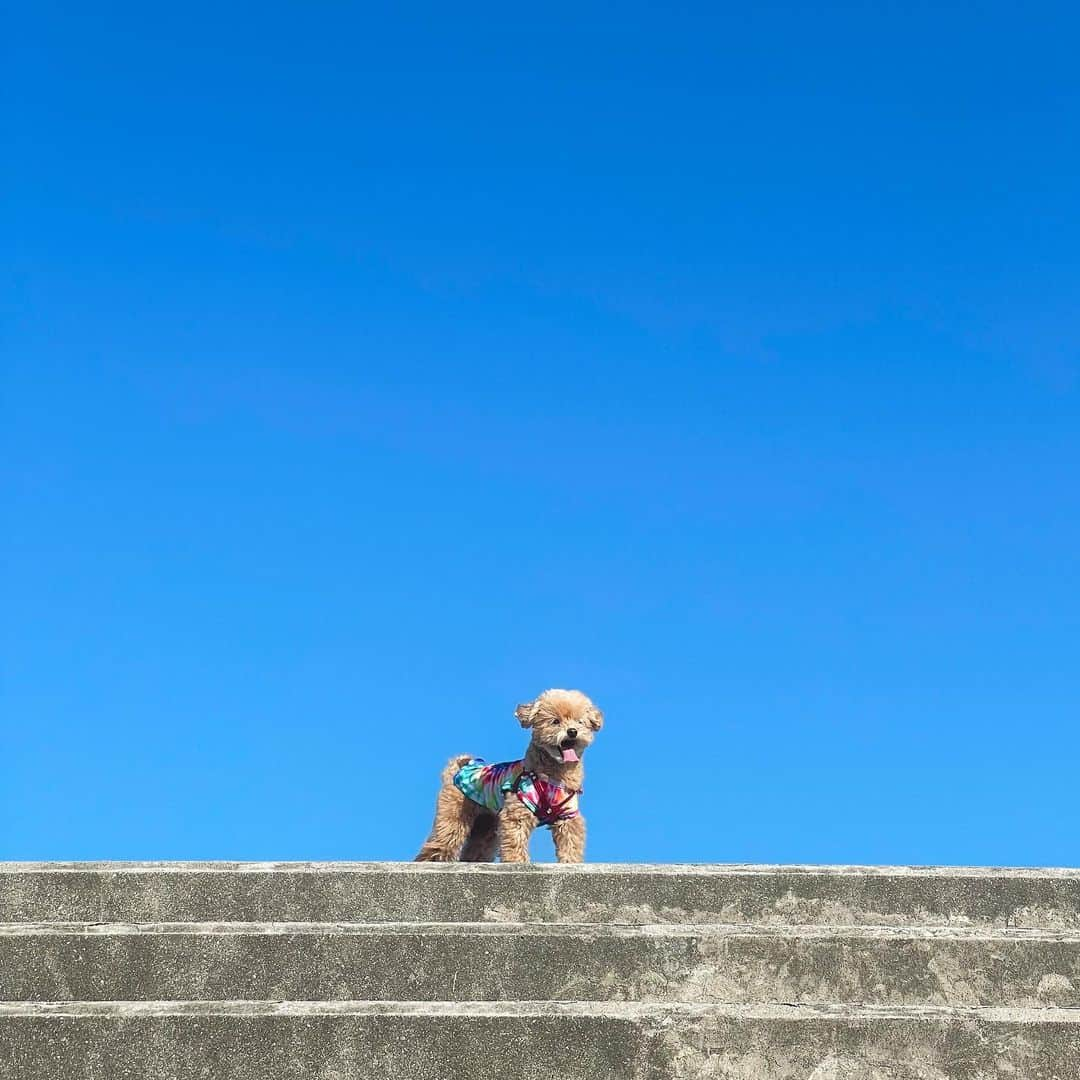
[4,862,1079,928]
[3,1000,1078,1079]
[4,920,1080,1008]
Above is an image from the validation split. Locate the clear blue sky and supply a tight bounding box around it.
[4,3,1078,865]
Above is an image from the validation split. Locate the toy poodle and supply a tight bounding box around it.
[415,688,603,863]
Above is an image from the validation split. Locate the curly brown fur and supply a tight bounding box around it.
[415,688,603,864]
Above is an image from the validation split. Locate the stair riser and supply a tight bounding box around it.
[4,869,1079,927]
[4,932,1079,1007]
[4,1012,1078,1080]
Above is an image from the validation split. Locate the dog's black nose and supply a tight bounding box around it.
[565,728,578,739]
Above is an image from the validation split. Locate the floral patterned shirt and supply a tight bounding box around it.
[453,758,581,826]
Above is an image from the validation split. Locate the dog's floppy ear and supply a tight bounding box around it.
[515,700,541,728]
[586,706,604,732]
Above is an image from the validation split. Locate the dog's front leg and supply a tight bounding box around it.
[499,801,537,862]
[550,814,586,863]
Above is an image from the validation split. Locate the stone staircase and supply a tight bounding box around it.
[1,862,1078,1077]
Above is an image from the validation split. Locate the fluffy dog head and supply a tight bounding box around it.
[515,688,603,765]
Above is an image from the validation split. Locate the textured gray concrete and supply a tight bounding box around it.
[3,921,1080,1007]
[4,863,1080,1078]
[3,1001,1080,1080]
[4,862,1079,927]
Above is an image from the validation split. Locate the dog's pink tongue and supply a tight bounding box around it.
[561,747,579,763]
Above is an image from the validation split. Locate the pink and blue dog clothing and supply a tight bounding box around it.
[453,758,581,826]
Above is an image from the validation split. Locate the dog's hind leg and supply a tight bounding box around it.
[459,809,499,862]
[415,779,480,862]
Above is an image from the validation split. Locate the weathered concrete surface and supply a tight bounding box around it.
[3,921,1080,1008]
[3,1001,1079,1080]
[5,863,1080,1078]
[4,862,1080,928]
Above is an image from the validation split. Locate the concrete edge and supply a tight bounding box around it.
[2,862,1079,878]
[3,1000,1080,1022]
[5,921,1080,941]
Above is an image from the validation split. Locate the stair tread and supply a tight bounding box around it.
[6,919,1080,941]
[5,861,1079,878]
[4,999,1080,1021]
[8,862,1077,931]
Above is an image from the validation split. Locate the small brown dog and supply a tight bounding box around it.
[415,688,603,863]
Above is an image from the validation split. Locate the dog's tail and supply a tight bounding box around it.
[441,753,474,785]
